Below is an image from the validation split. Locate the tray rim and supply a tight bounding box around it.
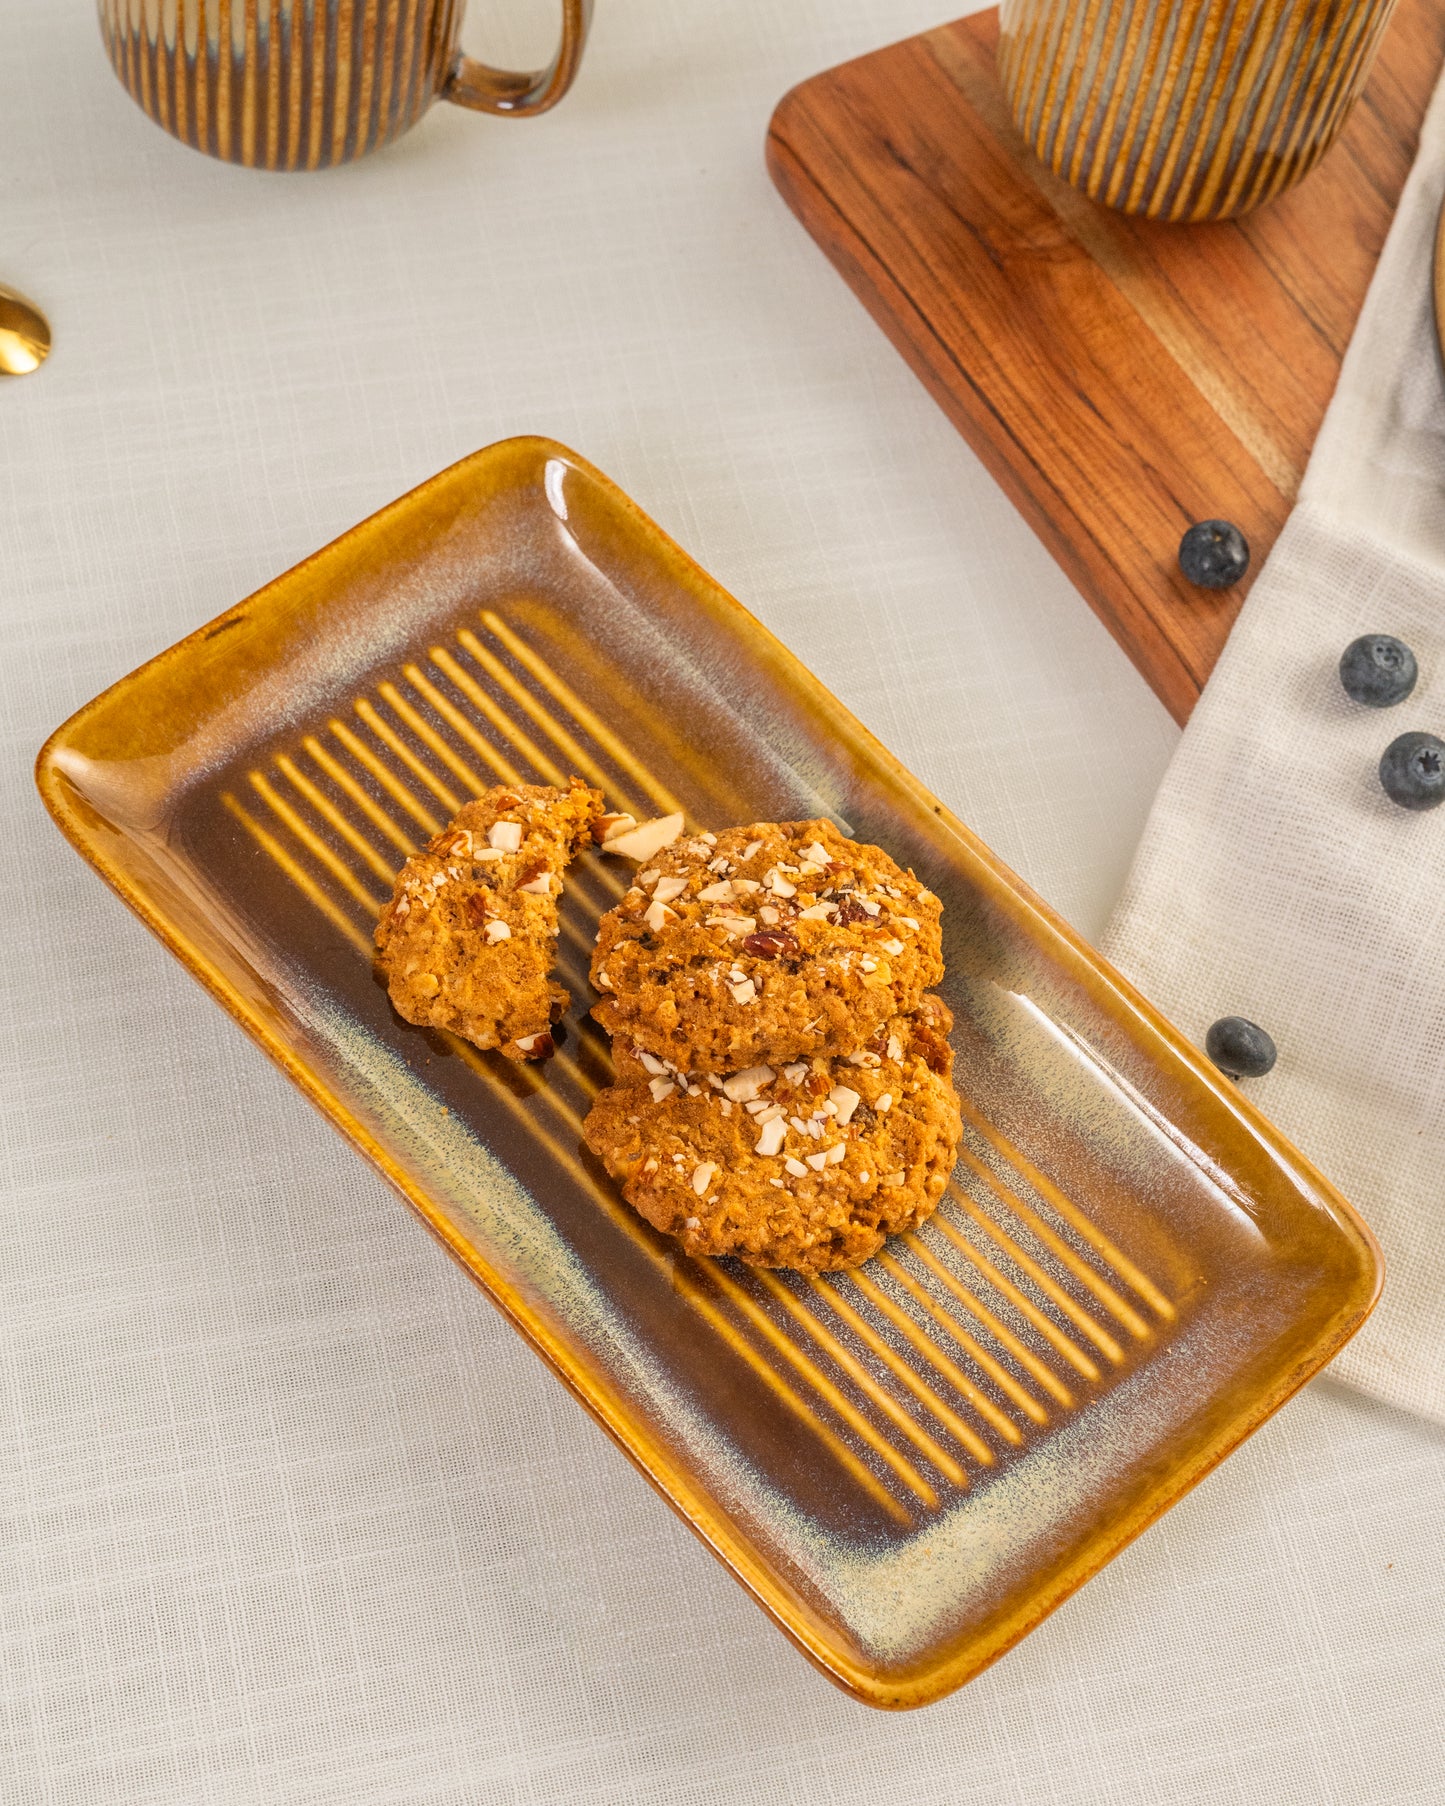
[35,434,1384,1709]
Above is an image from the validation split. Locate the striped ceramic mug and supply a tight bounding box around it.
[997,0,1401,221]
[98,0,592,171]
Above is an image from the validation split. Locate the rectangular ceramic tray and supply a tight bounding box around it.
[38,437,1381,1709]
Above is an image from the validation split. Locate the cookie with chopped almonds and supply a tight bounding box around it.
[375,779,602,1059]
[589,819,944,1072]
[582,997,960,1271]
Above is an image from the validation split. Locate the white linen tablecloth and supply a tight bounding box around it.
[1104,71,1445,1427]
[2,3,1442,1801]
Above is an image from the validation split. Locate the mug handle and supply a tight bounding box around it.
[442,0,593,117]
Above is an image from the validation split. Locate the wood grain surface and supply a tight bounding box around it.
[767,1,1445,723]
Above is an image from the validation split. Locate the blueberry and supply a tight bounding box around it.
[1379,731,1445,811]
[1179,520,1250,590]
[1205,1016,1276,1079]
[1339,634,1417,708]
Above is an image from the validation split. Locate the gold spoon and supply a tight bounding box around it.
[0,284,51,376]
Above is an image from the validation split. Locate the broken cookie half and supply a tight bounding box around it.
[375,779,602,1060]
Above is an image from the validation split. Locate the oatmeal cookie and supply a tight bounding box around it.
[375,779,601,1059]
[589,819,944,1071]
[583,997,960,1271]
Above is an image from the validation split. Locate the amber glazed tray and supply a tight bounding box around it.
[37,438,1380,1708]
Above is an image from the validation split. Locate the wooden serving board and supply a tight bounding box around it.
[767,1,1445,723]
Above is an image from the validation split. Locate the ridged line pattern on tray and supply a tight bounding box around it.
[220,609,1177,1524]
[997,0,1400,221]
[98,0,459,170]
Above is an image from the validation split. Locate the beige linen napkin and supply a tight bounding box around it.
[1104,75,1445,1425]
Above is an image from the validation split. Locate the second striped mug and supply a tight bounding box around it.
[998,0,1401,221]
[99,0,592,171]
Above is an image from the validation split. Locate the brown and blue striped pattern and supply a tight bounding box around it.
[219,603,1181,1530]
[998,0,1402,221]
[98,0,462,169]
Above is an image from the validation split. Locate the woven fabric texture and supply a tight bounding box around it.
[3,2,1442,1801]
[1105,73,1445,1426]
